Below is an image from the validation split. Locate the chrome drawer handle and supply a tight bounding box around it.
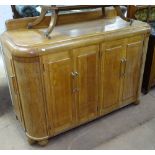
[9,75,17,94]
[73,88,79,93]
[10,75,15,78]
[71,71,78,78]
[120,58,127,77]
[74,71,78,76]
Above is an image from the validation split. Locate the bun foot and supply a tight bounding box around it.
[15,115,18,120]
[27,138,36,145]
[38,139,48,146]
[142,88,149,95]
[133,99,140,105]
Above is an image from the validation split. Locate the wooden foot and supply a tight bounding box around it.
[142,89,149,95]
[133,99,140,105]
[38,139,48,146]
[15,115,18,120]
[27,137,36,145]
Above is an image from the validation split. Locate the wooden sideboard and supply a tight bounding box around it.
[0,7,150,145]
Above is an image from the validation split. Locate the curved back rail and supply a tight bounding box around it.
[27,5,131,39]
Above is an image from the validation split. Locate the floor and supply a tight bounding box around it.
[1,6,155,150]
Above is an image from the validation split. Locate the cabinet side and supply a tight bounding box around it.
[13,56,48,140]
[138,34,150,99]
[0,39,25,129]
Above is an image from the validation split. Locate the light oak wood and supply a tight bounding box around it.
[27,5,118,38]
[13,57,48,140]
[0,8,150,146]
[1,47,25,129]
[122,39,143,103]
[42,51,75,135]
[73,45,99,124]
[100,40,125,114]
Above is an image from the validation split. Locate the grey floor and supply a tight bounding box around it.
[1,5,155,150]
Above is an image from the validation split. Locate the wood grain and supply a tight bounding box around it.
[122,40,143,102]
[13,57,48,140]
[100,40,125,114]
[42,51,75,135]
[73,45,99,124]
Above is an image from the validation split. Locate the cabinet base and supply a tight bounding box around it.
[142,88,149,94]
[26,99,141,146]
[27,137,37,145]
[27,137,48,146]
[38,139,49,146]
[133,99,140,105]
[15,115,18,120]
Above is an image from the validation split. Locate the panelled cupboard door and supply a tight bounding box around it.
[100,41,125,114]
[42,51,75,135]
[73,45,99,124]
[122,40,143,102]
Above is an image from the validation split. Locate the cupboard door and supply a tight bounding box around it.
[122,40,143,102]
[73,45,99,123]
[43,51,75,134]
[100,42,124,114]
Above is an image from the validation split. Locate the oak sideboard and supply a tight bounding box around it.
[0,7,150,145]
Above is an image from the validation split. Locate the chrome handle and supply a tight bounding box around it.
[71,71,78,78]
[9,75,17,94]
[120,58,126,77]
[10,75,15,78]
[72,88,79,93]
[121,58,125,63]
[71,72,76,77]
[123,58,127,77]
[71,71,79,93]
[74,71,78,76]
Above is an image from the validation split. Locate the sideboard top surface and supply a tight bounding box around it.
[1,16,150,57]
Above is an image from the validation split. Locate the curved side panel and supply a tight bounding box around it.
[13,56,48,140]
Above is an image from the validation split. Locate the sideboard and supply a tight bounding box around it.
[0,6,150,145]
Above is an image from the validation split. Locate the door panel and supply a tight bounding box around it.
[100,43,124,113]
[122,41,143,101]
[43,52,75,134]
[73,45,99,123]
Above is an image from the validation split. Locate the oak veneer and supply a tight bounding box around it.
[0,9,150,145]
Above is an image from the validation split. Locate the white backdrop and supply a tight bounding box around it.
[0,5,12,34]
